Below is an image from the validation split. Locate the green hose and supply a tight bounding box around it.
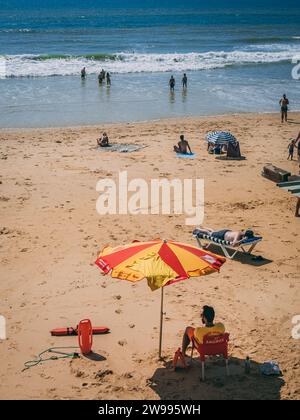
[22,346,80,372]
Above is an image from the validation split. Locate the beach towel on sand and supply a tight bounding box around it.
[176,153,196,159]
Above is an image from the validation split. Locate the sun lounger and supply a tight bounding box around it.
[193,229,263,260]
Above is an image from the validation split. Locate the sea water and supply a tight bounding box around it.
[0,0,299,127]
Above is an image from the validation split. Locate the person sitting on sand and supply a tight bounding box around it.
[97,132,109,147]
[174,135,192,154]
[200,228,254,246]
[182,305,225,357]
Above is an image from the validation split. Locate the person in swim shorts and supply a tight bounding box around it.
[288,139,296,160]
[169,75,175,92]
[173,134,192,154]
[279,94,289,123]
[200,228,254,246]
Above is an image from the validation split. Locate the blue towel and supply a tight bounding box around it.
[176,153,196,159]
[240,236,263,244]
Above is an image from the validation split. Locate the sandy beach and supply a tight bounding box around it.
[0,112,300,400]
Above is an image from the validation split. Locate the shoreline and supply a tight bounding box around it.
[1,110,300,132]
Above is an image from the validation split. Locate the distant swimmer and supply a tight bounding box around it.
[173,134,192,154]
[279,94,289,123]
[182,73,188,89]
[97,132,110,147]
[81,67,86,79]
[169,75,175,92]
[98,72,104,84]
[106,72,111,86]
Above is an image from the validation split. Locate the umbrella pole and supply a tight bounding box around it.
[159,286,164,360]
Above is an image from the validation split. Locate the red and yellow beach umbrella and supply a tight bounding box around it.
[95,239,226,357]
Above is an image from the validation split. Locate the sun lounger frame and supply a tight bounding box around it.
[193,230,262,260]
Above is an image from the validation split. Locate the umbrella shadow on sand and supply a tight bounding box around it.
[148,356,284,400]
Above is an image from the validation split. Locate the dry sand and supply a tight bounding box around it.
[0,112,299,400]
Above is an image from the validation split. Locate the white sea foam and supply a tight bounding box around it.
[2,48,300,78]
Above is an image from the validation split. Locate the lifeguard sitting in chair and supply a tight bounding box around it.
[181,305,229,380]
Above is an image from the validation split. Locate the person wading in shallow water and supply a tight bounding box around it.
[81,67,86,79]
[169,75,175,92]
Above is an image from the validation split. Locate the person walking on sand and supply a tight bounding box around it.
[287,139,296,160]
[173,134,192,155]
[81,67,86,79]
[182,73,188,89]
[169,75,175,92]
[279,94,289,123]
[106,72,111,86]
[181,305,225,358]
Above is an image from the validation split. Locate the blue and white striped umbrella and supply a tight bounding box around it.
[206,131,237,145]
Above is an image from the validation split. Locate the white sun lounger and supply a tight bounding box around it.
[193,229,263,260]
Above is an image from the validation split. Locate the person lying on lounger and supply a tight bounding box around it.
[97,132,110,147]
[182,305,225,357]
[174,135,192,154]
[199,228,254,246]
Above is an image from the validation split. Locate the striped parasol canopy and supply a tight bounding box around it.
[95,239,226,358]
[95,239,225,292]
[206,131,237,145]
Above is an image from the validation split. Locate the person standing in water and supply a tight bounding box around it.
[182,73,188,89]
[279,94,289,123]
[98,72,103,85]
[81,67,86,79]
[169,75,175,92]
[106,72,111,86]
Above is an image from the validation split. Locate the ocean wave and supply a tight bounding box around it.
[2,49,300,78]
[238,36,300,43]
[0,28,35,33]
